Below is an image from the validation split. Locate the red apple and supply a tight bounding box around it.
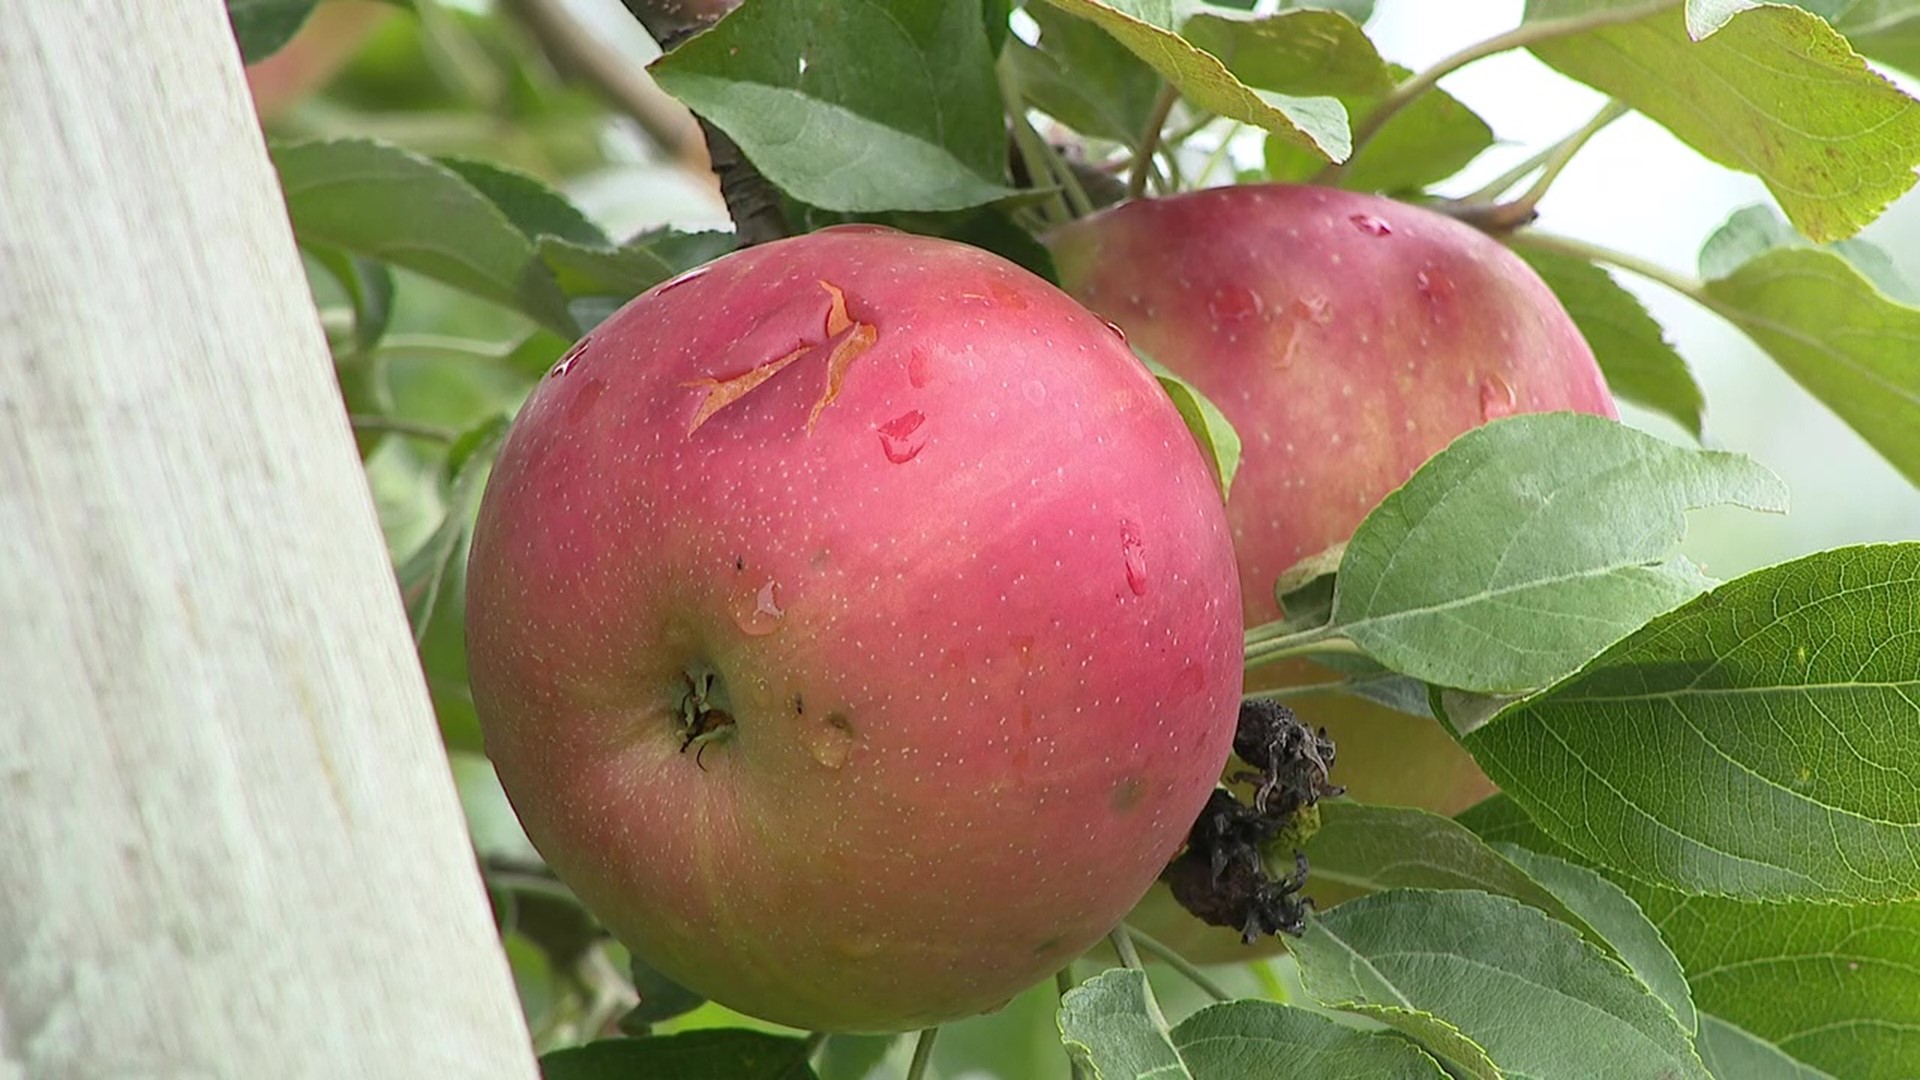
[1048,184,1614,958]
[464,225,1243,1032]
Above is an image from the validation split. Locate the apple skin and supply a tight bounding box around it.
[1048,185,1614,960]
[465,225,1243,1032]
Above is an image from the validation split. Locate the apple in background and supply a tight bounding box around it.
[245,1,391,121]
[1049,184,1614,958]
[464,226,1244,1032]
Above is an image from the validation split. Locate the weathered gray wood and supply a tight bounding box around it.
[0,4,540,1076]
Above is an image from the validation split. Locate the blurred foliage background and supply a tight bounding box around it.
[257,1,1920,1075]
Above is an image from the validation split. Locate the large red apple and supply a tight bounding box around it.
[1048,185,1614,957]
[464,226,1243,1032]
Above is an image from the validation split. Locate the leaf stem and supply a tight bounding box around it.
[1502,99,1628,218]
[1194,121,1243,186]
[1462,99,1627,206]
[1130,83,1180,200]
[1123,924,1232,1002]
[1343,0,1680,164]
[1107,925,1175,1035]
[905,1027,939,1080]
[1505,229,1708,303]
[1055,968,1091,1080]
[999,52,1074,226]
[348,414,459,443]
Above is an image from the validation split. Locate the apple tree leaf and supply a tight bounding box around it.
[1700,203,1916,301]
[1138,354,1242,501]
[272,138,577,336]
[1525,0,1920,241]
[1458,543,1920,903]
[538,1030,820,1079]
[649,0,1016,213]
[1034,0,1352,163]
[1185,11,1491,192]
[438,158,610,248]
[1172,1000,1447,1077]
[538,231,737,303]
[1519,248,1705,437]
[1327,412,1787,693]
[1293,890,1710,1080]
[1793,0,1920,76]
[1700,244,1920,486]
[1491,844,1697,1037]
[1697,1015,1840,1080]
[226,0,317,62]
[1057,968,1190,1079]
[1459,795,1917,1080]
[1006,3,1163,145]
[397,416,508,645]
[1303,802,1598,940]
[304,245,395,357]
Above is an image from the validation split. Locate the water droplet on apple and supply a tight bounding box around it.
[1023,379,1047,404]
[803,713,857,769]
[755,580,783,619]
[1120,522,1148,597]
[1417,266,1455,305]
[907,347,934,388]
[550,334,592,377]
[876,410,928,464]
[1206,284,1263,323]
[1348,213,1393,237]
[1479,373,1517,420]
[1102,320,1128,344]
[656,263,710,294]
[733,581,783,636]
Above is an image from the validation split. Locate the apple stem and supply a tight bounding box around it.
[1129,84,1181,200]
[905,1027,940,1080]
[1327,0,1682,179]
[1122,924,1232,1003]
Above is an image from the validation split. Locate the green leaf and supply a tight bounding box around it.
[538,1031,819,1079]
[649,0,1016,212]
[1328,412,1787,693]
[1697,1015,1839,1080]
[1462,543,1920,903]
[1492,844,1697,1036]
[1035,0,1352,162]
[1519,248,1705,437]
[227,0,318,63]
[1700,203,1916,302]
[1057,968,1189,1079]
[1182,8,1395,97]
[272,138,576,335]
[539,230,737,303]
[1140,355,1242,500]
[1294,890,1710,1080]
[397,416,508,645]
[437,158,610,247]
[1795,0,1920,76]
[1303,802,1598,939]
[1172,1000,1447,1077]
[1009,3,1163,144]
[1459,795,1919,1080]
[1525,0,1920,242]
[1704,246,1920,485]
[621,955,707,1030]
[306,246,396,356]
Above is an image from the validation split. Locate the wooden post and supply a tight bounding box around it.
[0,3,540,1076]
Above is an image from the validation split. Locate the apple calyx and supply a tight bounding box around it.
[676,664,736,767]
[1164,700,1341,943]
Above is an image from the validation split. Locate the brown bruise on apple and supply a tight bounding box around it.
[1049,185,1617,963]
[464,226,1244,1032]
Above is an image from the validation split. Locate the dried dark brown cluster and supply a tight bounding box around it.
[1164,699,1342,942]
